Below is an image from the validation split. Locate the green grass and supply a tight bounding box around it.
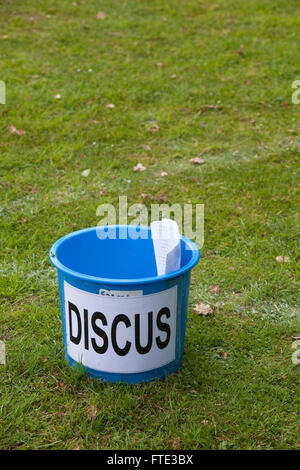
[0,0,299,450]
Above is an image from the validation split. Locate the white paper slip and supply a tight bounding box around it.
[151,219,181,276]
[99,289,143,298]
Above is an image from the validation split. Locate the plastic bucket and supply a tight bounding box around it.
[49,225,200,384]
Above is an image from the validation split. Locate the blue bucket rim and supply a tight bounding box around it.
[49,225,200,286]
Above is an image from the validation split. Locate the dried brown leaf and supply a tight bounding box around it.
[158,191,168,203]
[9,125,26,136]
[200,104,222,112]
[276,255,290,263]
[148,123,160,133]
[194,302,213,315]
[209,285,221,294]
[87,404,98,421]
[96,11,106,20]
[133,163,146,172]
[172,437,183,449]
[140,192,154,202]
[189,157,205,165]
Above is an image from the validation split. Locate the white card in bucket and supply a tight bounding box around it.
[64,281,177,374]
[151,219,181,276]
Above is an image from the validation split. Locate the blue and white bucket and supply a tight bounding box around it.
[49,225,200,384]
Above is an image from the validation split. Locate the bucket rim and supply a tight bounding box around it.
[49,225,200,286]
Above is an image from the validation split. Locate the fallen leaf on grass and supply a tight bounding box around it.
[96,11,106,20]
[158,191,168,203]
[87,404,98,421]
[140,192,154,202]
[8,125,26,136]
[133,163,146,172]
[17,218,28,224]
[148,123,160,133]
[200,104,222,112]
[209,285,221,293]
[172,437,182,449]
[276,255,290,263]
[189,157,205,165]
[81,169,90,177]
[194,302,213,315]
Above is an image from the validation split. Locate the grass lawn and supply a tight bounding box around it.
[0,0,299,450]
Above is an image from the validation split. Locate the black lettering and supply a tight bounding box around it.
[68,302,82,345]
[91,312,108,354]
[156,307,171,349]
[84,308,89,350]
[135,312,153,354]
[111,314,131,356]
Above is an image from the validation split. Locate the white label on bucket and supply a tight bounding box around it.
[99,288,143,298]
[64,281,177,374]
